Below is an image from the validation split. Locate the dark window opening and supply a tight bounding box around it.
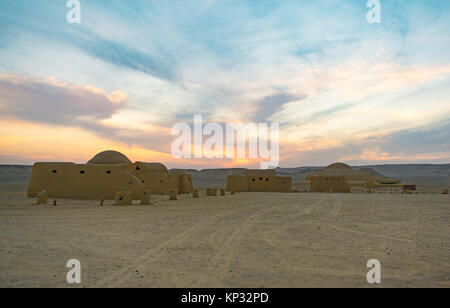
[136,166,140,170]
[52,170,57,174]
[259,177,263,181]
[80,171,85,174]
[252,178,256,182]
[141,180,145,183]
[106,170,111,174]
[266,177,269,181]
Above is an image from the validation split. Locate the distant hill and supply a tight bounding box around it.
[361,164,450,187]
[356,167,386,178]
[0,165,32,187]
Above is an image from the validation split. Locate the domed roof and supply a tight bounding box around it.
[325,162,353,171]
[87,150,132,165]
[144,163,168,174]
[132,162,168,174]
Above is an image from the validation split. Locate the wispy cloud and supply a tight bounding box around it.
[0,73,174,153]
[252,93,304,122]
[0,73,126,124]
[0,0,449,166]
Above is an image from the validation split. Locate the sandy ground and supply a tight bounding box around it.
[0,188,449,288]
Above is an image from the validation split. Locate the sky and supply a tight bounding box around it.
[0,0,449,168]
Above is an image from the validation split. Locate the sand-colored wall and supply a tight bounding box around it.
[114,191,133,206]
[403,184,417,191]
[306,163,401,186]
[129,163,193,195]
[27,154,190,199]
[373,185,403,194]
[226,175,292,192]
[247,175,292,192]
[206,188,217,196]
[126,162,168,177]
[176,174,194,194]
[226,176,249,192]
[309,176,350,193]
[293,181,310,192]
[351,186,367,193]
[27,163,144,200]
[244,169,276,177]
[137,173,178,195]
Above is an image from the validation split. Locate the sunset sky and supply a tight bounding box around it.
[0,0,449,168]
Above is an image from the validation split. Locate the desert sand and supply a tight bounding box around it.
[0,185,449,288]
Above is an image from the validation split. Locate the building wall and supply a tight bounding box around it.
[247,175,292,192]
[403,185,417,191]
[27,163,144,200]
[226,175,249,192]
[373,186,403,194]
[351,186,367,193]
[137,173,178,195]
[309,176,350,193]
[293,182,310,192]
[244,169,276,177]
[226,175,292,192]
[128,163,194,195]
[176,174,194,194]
[126,162,168,176]
[27,158,194,199]
[365,181,375,189]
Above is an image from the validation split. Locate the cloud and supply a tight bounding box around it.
[0,73,179,154]
[281,120,450,166]
[1,1,450,165]
[251,93,304,122]
[0,73,127,124]
[377,120,450,155]
[69,30,177,81]
[293,103,356,128]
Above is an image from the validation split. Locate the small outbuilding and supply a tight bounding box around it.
[305,162,405,193]
[226,169,292,193]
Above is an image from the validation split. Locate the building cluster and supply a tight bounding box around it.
[293,163,416,194]
[27,150,193,200]
[226,169,292,193]
[27,151,416,203]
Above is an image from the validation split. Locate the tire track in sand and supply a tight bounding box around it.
[196,206,268,287]
[259,194,354,282]
[89,205,251,287]
[263,194,326,249]
[328,194,415,243]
